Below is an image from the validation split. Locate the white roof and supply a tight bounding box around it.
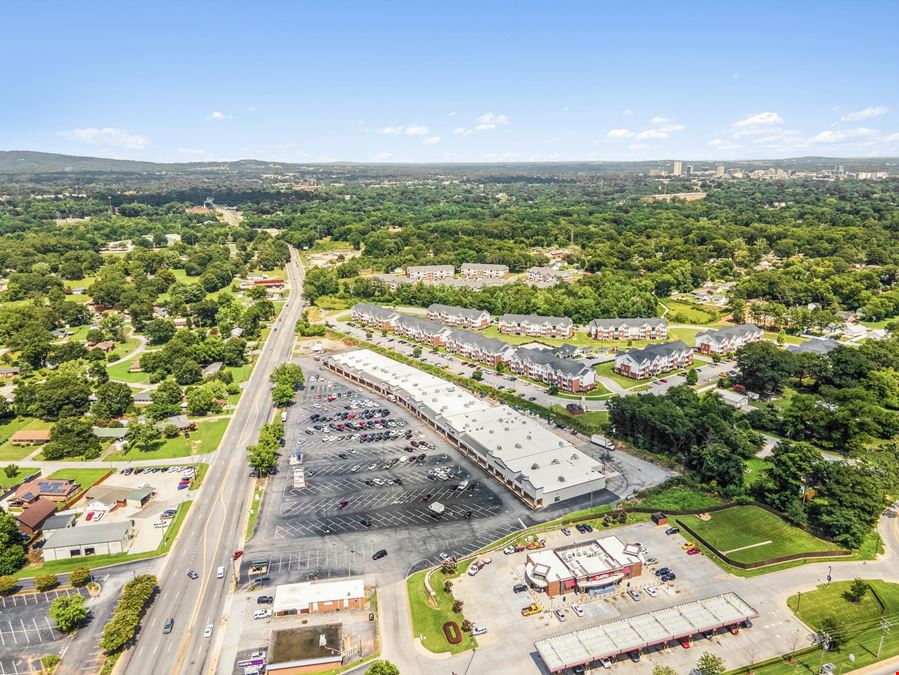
[535,592,757,671]
[273,577,364,614]
[330,350,603,497]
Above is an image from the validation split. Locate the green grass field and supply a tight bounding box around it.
[594,360,656,388]
[638,484,724,512]
[407,567,478,654]
[106,355,152,384]
[743,458,771,487]
[0,465,38,489]
[0,418,53,461]
[47,468,110,491]
[661,298,724,325]
[246,482,265,539]
[680,506,844,564]
[107,417,230,460]
[733,580,899,675]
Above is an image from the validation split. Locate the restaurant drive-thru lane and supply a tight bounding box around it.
[118,248,306,675]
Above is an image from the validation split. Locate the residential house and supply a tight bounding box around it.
[426,304,490,330]
[443,329,516,367]
[508,348,596,392]
[92,427,128,441]
[203,361,223,377]
[253,278,285,288]
[157,414,194,433]
[694,324,763,355]
[786,338,842,355]
[460,263,509,279]
[498,314,573,339]
[10,429,51,446]
[89,341,115,352]
[351,303,399,330]
[614,341,693,379]
[0,367,19,378]
[14,498,57,536]
[406,264,454,281]
[392,315,450,347]
[9,478,80,507]
[230,326,244,338]
[132,391,153,404]
[588,318,668,341]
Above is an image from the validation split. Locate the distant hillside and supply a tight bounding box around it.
[0,150,896,177]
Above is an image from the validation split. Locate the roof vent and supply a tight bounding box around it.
[515,443,522,449]
[531,463,540,470]
[551,458,560,465]
[558,476,566,482]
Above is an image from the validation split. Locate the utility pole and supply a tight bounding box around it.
[878,618,890,657]
[818,631,830,672]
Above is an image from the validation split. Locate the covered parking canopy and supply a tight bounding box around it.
[535,592,757,672]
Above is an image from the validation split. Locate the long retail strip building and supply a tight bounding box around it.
[536,593,758,672]
[325,349,608,509]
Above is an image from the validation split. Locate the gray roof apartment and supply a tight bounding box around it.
[786,337,842,355]
[393,314,449,338]
[352,303,399,322]
[427,304,490,322]
[500,314,573,330]
[407,264,454,275]
[461,262,508,272]
[512,347,592,377]
[696,324,763,345]
[589,317,667,329]
[445,329,515,356]
[619,340,692,366]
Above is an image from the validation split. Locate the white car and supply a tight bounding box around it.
[503,545,516,555]
[253,609,272,620]
[472,625,487,636]
[399,456,408,463]
[203,624,214,638]
[571,604,584,617]
[368,463,377,470]
[467,564,479,576]
[645,586,658,597]
[599,657,612,669]
[350,465,361,473]
[554,609,567,622]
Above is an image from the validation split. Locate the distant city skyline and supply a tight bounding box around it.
[3,1,898,163]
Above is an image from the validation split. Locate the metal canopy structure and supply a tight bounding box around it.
[535,592,758,672]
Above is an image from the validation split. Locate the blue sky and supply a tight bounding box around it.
[3,1,898,163]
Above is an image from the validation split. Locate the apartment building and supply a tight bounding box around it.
[351,303,399,330]
[498,314,574,339]
[406,264,454,281]
[443,329,516,367]
[694,324,763,355]
[426,304,491,330]
[460,263,509,279]
[614,340,693,379]
[588,318,668,341]
[393,315,450,347]
[526,266,567,286]
[508,348,596,392]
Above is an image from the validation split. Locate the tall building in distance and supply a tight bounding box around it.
[672,160,683,176]
[716,164,726,177]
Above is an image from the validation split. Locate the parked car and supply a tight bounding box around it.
[628,651,641,663]
[679,637,691,649]
[554,609,567,622]
[665,526,680,535]
[655,567,670,577]
[521,603,541,616]
[661,572,677,582]
[645,586,658,598]
[644,557,659,565]
[561,527,571,536]
[360,517,372,527]
[628,589,641,601]
[472,625,488,636]
[257,595,274,604]
[232,550,243,560]
[372,549,387,560]
[513,583,528,593]
[599,657,612,669]
[571,604,584,617]
[681,542,695,550]
[253,609,272,620]
[686,547,702,556]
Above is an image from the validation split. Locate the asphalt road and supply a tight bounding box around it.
[120,248,306,675]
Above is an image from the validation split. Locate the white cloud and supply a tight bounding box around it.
[61,127,149,150]
[176,147,207,155]
[656,123,685,132]
[206,111,231,121]
[422,136,441,145]
[886,132,899,142]
[732,112,784,129]
[840,106,888,122]
[606,128,635,139]
[246,106,256,112]
[376,124,430,136]
[650,116,669,124]
[622,109,633,116]
[372,152,394,160]
[453,127,473,136]
[635,128,669,141]
[477,112,509,126]
[809,127,878,143]
[448,111,457,117]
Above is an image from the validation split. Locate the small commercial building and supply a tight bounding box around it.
[524,536,643,597]
[84,485,133,511]
[14,498,57,536]
[273,577,365,615]
[42,520,135,561]
[41,512,76,537]
[126,486,154,508]
[266,624,343,674]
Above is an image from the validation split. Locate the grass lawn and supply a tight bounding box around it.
[744,458,771,488]
[480,325,597,349]
[108,417,230,461]
[662,298,724,325]
[14,501,192,579]
[764,331,804,345]
[47,468,110,492]
[668,326,704,345]
[0,465,38,489]
[679,506,844,564]
[594,360,656,388]
[107,356,151,384]
[0,418,53,462]
[246,482,265,540]
[189,462,209,490]
[407,567,478,654]
[733,580,899,675]
[549,406,608,433]
[637,484,724,512]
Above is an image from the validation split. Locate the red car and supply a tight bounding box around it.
[728,625,740,635]
[232,550,244,560]
[686,547,702,556]
[679,637,691,649]
[338,500,349,509]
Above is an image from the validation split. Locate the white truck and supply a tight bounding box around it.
[428,502,445,516]
[590,434,614,450]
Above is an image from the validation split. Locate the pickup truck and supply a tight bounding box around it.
[521,603,542,617]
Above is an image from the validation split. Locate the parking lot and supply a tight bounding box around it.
[0,588,88,674]
[448,520,810,674]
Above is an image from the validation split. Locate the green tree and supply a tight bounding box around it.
[695,651,726,675]
[44,418,102,460]
[93,381,134,419]
[126,422,160,454]
[3,464,19,479]
[247,442,278,475]
[0,576,19,595]
[270,363,304,388]
[471,370,483,381]
[152,379,183,406]
[186,386,221,416]
[365,660,400,675]
[69,567,91,587]
[735,342,796,397]
[686,368,698,385]
[412,346,422,358]
[143,319,176,345]
[652,666,678,675]
[845,578,868,603]
[272,383,295,407]
[35,574,58,592]
[49,594,88,633]
[0,508,25,575]
[175,359,203,385]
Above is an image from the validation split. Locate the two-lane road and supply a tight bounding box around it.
[119,248,306,675]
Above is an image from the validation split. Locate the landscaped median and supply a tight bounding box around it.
[406,562,478,655]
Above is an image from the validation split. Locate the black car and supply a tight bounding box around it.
[513,583,528,593]
[661,572,677,582]
[257,595,274,604]
[628,651,641,663]
[654,567,670,577]
[575,524,586,533]
[372,549,387,560]
[360,517,372,527]
[583,523,594,533]
[163,618,174,634]
[665,526,680,535]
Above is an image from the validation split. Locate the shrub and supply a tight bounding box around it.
[100,575,158,653]
[452,599,464,613]
[0,575,19,595]
[69,567,91,587]
[35,574,59,592]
